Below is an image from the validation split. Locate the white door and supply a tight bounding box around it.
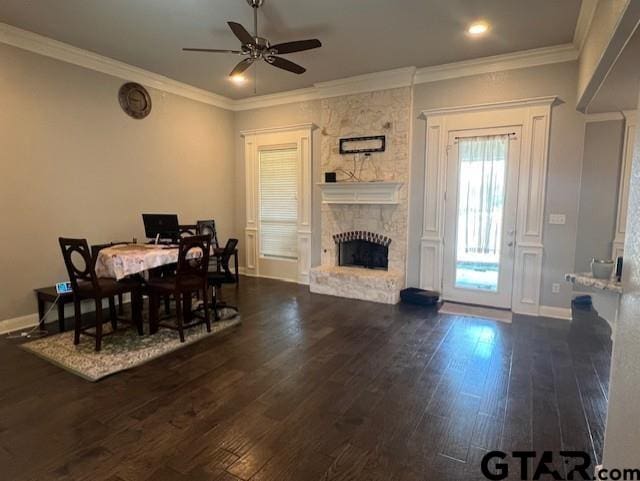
[442,127,521,308]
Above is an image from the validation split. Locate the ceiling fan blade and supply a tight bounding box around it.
[270,39,322,55]
[230,58,255,76]
[183,48,243,54]
[228,21,255,46]
[267,56,306,74]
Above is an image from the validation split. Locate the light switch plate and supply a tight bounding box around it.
[549,214,566,225]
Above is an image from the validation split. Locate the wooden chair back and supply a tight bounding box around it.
[179,224,197,237]
[176,234,211,286]
[196,220,219,248]
[59,238,99,292]
[218,238,239,280]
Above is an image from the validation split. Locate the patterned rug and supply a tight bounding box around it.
[22,312,241,382]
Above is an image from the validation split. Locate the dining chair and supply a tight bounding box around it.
[91,242,129,315]
[198,220,240,284]
[196,220,219,248]
[179,224,197,237]
[207,238,239,320]
[147,235,212,342]
[59,238,143,351]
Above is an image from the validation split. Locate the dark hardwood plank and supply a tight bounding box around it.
[0,277,611,481]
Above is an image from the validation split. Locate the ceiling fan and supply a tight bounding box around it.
[183,0,322,77]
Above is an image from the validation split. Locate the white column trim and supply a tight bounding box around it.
[613,110,637,259]
[242,124,316,285]
[419,96,558,117]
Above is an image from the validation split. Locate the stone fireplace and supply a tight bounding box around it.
[309,87,410,304]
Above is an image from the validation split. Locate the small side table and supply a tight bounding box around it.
[34,286,73,332]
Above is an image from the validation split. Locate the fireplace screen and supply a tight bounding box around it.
[334,231,391,270]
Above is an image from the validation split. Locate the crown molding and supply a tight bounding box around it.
[573,0,598,53]
[240,123,317,137]
[1,22,577,113]
[622,110,638,123]
[419,96,559,118]
[413,44,578,85]
[0,22,235,110]
[585,112,624,123]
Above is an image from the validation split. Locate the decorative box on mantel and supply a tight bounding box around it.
[317,181,403,205]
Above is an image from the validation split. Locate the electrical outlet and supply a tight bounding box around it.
[549,214,566,225]
[552,283,561,294]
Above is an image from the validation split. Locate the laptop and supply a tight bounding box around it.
[142,214,180,243]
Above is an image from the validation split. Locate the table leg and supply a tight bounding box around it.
[57,300,66,332]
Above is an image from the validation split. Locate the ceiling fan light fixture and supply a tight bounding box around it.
[467,21,489,36]
[230,74,247,84]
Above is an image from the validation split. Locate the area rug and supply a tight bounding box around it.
[22,313,241,382]
[438,302,512,324]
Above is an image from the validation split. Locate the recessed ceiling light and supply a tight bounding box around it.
[468,22,489,36]
[229,74,246,85]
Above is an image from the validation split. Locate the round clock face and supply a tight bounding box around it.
[118,82,152,119]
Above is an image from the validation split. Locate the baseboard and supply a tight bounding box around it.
[237,266,306,285]
[539,305,573,320]
[0,313,40,335]
[0,293,132,335]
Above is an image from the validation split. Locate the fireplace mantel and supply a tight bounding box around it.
[317,181,403,205]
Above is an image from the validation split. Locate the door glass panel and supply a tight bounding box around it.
[454,135,508,291]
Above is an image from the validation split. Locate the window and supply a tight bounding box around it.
[259,147,298,259]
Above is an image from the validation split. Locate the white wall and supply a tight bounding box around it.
[408,61,586,309]
[0,43,236,322]
[575,120,624,272]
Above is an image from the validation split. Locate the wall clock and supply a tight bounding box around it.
[118,82,152,119]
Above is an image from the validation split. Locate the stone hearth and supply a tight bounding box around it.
[309,265,404,304]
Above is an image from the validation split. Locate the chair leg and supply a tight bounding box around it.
[149,292,158,334]
[133,289,144,335]
[203,287,211,333]
[117,293,124,315]
[175,293,185,343]
[73,298,82,345]
[94,298,103,352]
[213,286,220,321]
[109,296,117,330]
[164,295,171,315]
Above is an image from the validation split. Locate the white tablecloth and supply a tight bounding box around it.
[95,244,200,280]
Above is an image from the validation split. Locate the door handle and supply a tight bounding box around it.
[507,241,514,247]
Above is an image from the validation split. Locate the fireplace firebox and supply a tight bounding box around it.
[333,231,391,270]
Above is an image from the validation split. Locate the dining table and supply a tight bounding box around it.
[94,243,200,280]
[95,243,206,324]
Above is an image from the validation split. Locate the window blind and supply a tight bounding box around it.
[259,148,298,259]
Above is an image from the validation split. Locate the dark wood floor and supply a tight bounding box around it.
[0,277,611,481]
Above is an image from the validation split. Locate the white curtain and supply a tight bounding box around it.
[456,135,508,261]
